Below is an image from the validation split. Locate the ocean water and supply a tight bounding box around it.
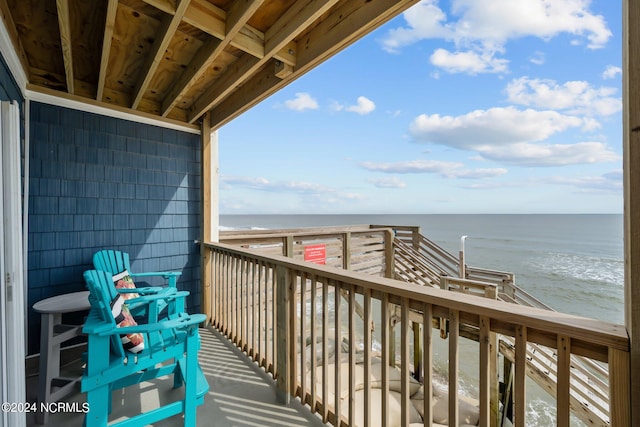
[220,214,624,323]
[220,213,624,425]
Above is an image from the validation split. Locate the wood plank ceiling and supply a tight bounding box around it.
[1,0,418,130]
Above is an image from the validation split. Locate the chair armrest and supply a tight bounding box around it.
[117,286,167,295]
[130,272,181,279]
[126,290,189,306]
[95,313,206,336]
[130,271,181,288]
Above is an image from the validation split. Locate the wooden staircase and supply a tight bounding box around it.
[391,231,611,427]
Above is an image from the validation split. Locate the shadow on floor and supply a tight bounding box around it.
[26,327,327,426]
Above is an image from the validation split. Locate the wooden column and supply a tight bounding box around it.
[623,1,639,425]
[275,265,292,404]
[200,112,217,322]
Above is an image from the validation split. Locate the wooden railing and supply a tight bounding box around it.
[203,241,631,427]
[220,225,394,278]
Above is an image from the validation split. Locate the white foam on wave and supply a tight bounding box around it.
[533,252,623,287]
[527,398,556,426]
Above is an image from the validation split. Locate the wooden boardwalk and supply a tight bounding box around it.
[26,327,326,427]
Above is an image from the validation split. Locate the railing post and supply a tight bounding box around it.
[384,228,395,279]
[284,235,294,258]
[609,347,631,426]
[275,265,292,404]
[342,232,351,270]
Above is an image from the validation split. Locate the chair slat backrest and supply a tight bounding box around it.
[93,250,131,277]
[83,269,126,359]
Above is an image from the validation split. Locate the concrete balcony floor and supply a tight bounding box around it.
[26,327,326,426]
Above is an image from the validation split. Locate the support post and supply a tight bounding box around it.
[275,265,291,403]
[200,112,214,321]
[623,2,640,425]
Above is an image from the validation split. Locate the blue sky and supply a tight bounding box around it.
[218,0,622,214]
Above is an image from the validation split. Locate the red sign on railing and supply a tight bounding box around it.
[304,244,326,265]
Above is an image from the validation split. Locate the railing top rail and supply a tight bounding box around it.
[370,224,421,232]
[205,241,629,353]
[220,225,394,241]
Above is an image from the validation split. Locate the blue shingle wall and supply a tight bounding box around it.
[28,102,201,355]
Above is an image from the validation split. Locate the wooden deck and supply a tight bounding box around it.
[26,327,327,427]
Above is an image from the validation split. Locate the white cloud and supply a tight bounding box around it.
[430,48,508,74]
[478,141,620,166]
[505,77,622,116]
[444,168,508,179]
[602,65,622,80]
[334,96,376,115]
[409,107,619,166]
[221,175,365,203]
[346,96,376,115]
[360,159,507,179]
[361,159,463,174]
[550,170,622,192]
[381,0,612,74]
[381,0,453,53]
[529,51,545,65]
[284,92,319,111]
[410,107,584,147]
[368,177,407,188]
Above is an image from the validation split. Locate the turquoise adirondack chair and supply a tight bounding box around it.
[81,270,209,427]
[93,249,182,315]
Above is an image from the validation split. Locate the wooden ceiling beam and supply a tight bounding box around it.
[208,0,420,130]
[56,0,74,94]
[295,0,420,74]
[187,0,340,123]
[96,0,118,101]
[145,0,296,66]
[0,0,30,80]
[131,0,192,110]
[160,0,264,117]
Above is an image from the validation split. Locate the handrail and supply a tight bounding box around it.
[203,241,631,427]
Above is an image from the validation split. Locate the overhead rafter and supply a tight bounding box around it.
[188,0,341,123]
[96,0,118,101]
[56,0,74,94]
[0,0,30,80]
[5,0,419,128]
[131,0,192,110]
[209,0,421,129]
[144,0,296,66]
[160,0,265,117]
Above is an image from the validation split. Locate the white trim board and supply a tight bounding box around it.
[26,87,202,135]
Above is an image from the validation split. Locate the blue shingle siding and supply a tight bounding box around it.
[28,102,202,355]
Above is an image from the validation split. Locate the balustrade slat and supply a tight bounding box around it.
[449,309,459,427]
[348,285,356,426]
[270,264,276,376]
[300,272,307,401]
[381,293,390,427]
[401,298,410,427]
[334,282,342,426]
[557,335,571,427]
[423,303,433,427]
[310,274,318,411]
[515,325,527,427]
[364,289,372,427]
[257,261,263,365]
[322,279,329,424]
[289,270,298,401]
[479,315,490,427]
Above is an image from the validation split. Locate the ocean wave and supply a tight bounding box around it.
[531,252,623,287]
